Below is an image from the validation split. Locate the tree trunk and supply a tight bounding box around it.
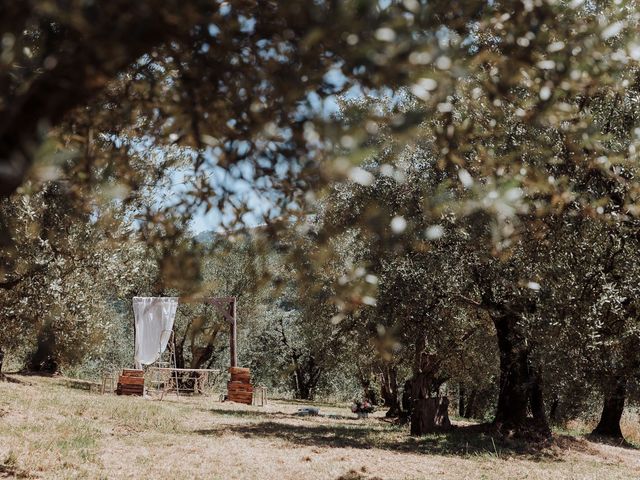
[529,367,550,432]
[0,346,4,373]
[356,365,378,404]
[175,342,185,369]
[410,336,451,435]
[410,371,452,435]
[492,312,550,437]
[493,313,530,431]
[190,345,214,369]
[292,357,322,400]
[26,326,59,374]
[548,394,560,424]
[464,389,477,419]
[380,365,401,417]
[294,373,313,400]
[458,383,465,417]
[364,385,378,405]
[400,379,412,423]
[592,377,626,440]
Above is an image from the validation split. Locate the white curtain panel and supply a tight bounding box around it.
[133,297,179,368]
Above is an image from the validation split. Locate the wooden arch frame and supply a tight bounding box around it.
[179,296,238,367]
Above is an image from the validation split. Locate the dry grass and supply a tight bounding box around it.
[562,410,640,446]
[0,375,638,480]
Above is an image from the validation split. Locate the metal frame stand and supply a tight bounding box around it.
[149,329,179,398]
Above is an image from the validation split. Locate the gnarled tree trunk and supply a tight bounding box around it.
[411,394,451,435]
[410,337,451,435]
[400,379,412,423]
[492,312,550,437]
[592,377,626,440]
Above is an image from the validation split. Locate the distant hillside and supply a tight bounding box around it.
[193,230,217,244]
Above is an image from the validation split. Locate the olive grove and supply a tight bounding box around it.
[2,0,640,445]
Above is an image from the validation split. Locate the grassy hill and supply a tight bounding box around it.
[0,375,638,479]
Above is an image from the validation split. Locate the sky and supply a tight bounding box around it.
[153,160,276,235]
[157,71,350,236]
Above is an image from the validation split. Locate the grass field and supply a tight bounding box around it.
[0,375,638,479]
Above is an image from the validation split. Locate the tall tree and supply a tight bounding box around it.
[0,181,153,373]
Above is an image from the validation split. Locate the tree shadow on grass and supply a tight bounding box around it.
[205,407,355,421]
[268,398,347,407]
[0,374,29,385]
[59,378,100,391]
[1,373,97,391]
[204,408,293,420]
[195,418,565,460]
[584,433,639,451]
[0,463,33,479]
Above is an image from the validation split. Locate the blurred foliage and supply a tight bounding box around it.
[2,0,640,439]
[0,181,155,372]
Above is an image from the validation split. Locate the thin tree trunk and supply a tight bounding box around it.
[292,358,321,400]
[592,377,626,440]
[464,389,477,419]
[458,383,465,417]
[381,365,401,417]
[400,379,412,423]
[356,365,378,404]
[549,394,560,424]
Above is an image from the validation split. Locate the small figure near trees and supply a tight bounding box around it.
[351,398,375,419]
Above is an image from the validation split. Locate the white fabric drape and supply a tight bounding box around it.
[133,297,179,369]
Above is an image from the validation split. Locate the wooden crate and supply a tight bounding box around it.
[229,367,250,375]
[116,383,144,396]
[116,369,145,396]
[119,375,145,386]
[227,367,252,404]
[228,382,253,391]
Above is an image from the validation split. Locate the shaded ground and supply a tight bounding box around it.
[0,375,638,479]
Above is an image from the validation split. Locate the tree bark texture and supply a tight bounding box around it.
[410,394,451,435]
[592,377,626,439]
[492,312,550,437]
[410,339,452,435]
[380,364,401,417]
